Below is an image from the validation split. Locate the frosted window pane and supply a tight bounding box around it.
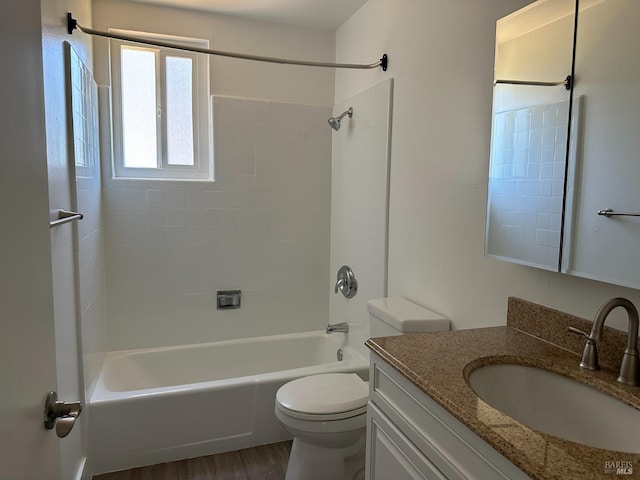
[166,56,194,166]
[121,47,157,168]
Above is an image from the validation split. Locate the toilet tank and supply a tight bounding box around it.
[367,297,449,337]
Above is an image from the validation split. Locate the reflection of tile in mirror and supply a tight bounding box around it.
[487,99,569,269]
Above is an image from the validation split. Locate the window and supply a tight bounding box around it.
[110,31,212,180]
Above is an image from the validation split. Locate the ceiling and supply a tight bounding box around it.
[124,0,368,29]
[497,0,605,44]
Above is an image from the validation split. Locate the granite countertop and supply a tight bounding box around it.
[365,298,640,480]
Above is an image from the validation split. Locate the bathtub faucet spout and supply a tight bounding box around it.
[326,322,349,334]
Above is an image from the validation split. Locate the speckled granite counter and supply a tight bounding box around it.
[365,298,640,480]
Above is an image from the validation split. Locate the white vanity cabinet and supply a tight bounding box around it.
[365,352,531,480]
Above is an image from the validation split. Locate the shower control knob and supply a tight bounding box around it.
[334,265,357,299]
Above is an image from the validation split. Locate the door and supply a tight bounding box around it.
[0,0,62,478]
[564,0,640,289]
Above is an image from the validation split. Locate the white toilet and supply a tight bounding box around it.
[275,297,450,480]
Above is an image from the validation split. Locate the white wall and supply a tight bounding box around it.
[329,79,393,357]
[335,0,640,332]
[494,12,573,112]
[91,0,335,105]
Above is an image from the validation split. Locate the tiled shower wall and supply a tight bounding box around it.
[103,96,332,351]
[73,71,108,398]
[330,80,392,358]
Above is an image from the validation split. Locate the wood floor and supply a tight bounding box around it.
[92,441,292,480]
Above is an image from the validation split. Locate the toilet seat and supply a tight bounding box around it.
[276,373,368,418]
[275,402,367,436]
[276,402,367,421]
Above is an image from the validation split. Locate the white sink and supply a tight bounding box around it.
[469,364,640,453]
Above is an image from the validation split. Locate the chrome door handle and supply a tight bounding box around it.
[44,391,82,438]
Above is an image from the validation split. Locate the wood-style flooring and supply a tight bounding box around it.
[92,441,292,480]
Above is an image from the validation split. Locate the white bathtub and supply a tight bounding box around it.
[89,331,369,474]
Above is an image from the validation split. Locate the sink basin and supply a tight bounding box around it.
[469,364,640,453]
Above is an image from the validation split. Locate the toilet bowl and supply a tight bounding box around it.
[275,373,368,480]
[275,297,450,480]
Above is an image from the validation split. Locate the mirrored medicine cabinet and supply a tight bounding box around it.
[485,0,640,290]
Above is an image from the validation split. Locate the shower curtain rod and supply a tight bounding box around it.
[66,13,388,71]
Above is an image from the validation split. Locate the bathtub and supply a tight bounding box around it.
[89,331,369,474]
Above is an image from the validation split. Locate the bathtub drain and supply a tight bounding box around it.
[337,348,344,362]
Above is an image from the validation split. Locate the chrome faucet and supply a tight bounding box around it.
[326,322,349,334]
[569,297,639,386]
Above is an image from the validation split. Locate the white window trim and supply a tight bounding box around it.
[110,29,212,180]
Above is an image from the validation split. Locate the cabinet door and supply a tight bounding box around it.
[567,0,640,288]
[367,404,447,480]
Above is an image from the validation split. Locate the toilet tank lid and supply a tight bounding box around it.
[367,297,449,333]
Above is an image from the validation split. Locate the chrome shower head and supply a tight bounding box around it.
[328,107,353,131]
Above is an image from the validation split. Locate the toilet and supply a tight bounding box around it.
[275,297,450,480]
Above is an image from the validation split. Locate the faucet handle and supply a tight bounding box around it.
[334,265,357,298]
[568,326,589,338]
[569,326,599,371]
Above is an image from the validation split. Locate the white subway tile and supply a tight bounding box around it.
[147,190,166,208]
[148,209,167,227]
[185,190,204,209]
[238,123,255,143]
[166,226,187,243]
[166,208,187,226]
[239,156,256,176]
[165,189,186,208]
[126,189,148,208]
[238,175,257,191]
[238,101,256,124]
[202,190,223,207]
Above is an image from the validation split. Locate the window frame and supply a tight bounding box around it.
[110,30,212,180]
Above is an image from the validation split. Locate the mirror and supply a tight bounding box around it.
[563,0,640,289]
[487,0,640,290]
[485,0,577,271]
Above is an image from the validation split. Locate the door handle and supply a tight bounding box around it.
[44,391,82,438]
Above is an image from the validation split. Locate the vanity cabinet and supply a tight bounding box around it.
[365,352,531,480]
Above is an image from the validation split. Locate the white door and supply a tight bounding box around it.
[0,0,62,478]
[567,0,640,288]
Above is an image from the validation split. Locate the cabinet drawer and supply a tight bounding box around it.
[369,353,530,480]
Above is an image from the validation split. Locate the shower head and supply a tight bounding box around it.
[328,107,353,131]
